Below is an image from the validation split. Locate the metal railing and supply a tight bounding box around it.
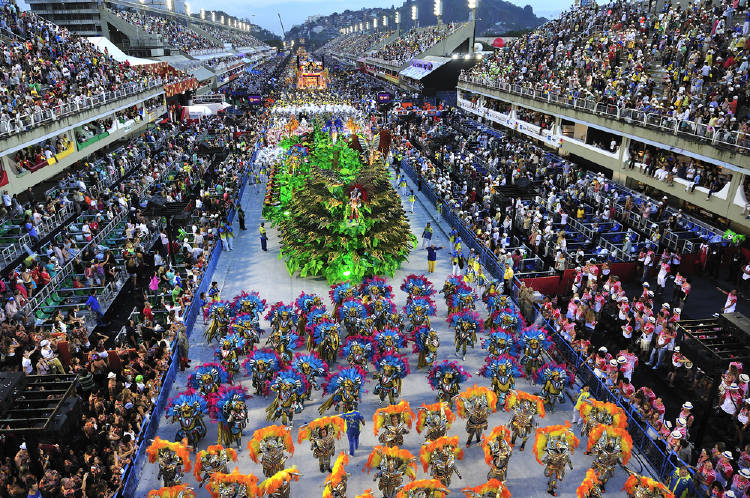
[458,75,750,155]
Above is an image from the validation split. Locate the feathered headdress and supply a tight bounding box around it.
[416,402,456,434]
[481,331,518,356]
[355,491,375,498]
[427,361,470,391]
[312,319,340,347]
[147,484,196,498]
[323,453,350,498]
[579,399,628,429]
[338,298,368,322]
[363,446,417,480]
[265,302,297,324]
[504,390,546,418]
[374,328,407,350]
[295,291,322,315]
[401,274,437,299]
[587,425,633,464]
[341,335,375,360]
[456,385,498,418]
[373,400,416,435]
[216,332,247,353]
[419,436,463,472]
[480,354,524,379]
[187,363,231,391]
[372,350,410,378]
[298,415,346,443]
[330,281,357,305]
[396,479,450,498]
[532,421,580,464]
[360,276,394,299]
[443,275,469,292]
[230,291,266,316]
[242,349,281,377]
[482,426,513,465]
[576,469,601,498]
[533,361,574,386]
[404,297,437,317]
[230,313,263,335]
[410,325,435,354]
[215,385,249,423]
[206,467,258,498]
[258,466,300,496]
[623,474,674,498]
[447,309,484,333]
[519,326,553,350]
[484,293,510,311]
[305,306,329,331]
[366,298,397,315]
[204,300,232,321]
[166,389,208,420]
[448,286,478,310]
[462,479,511,498]
[247,425,294,463]
[270,368,309,396]
[193,445,238,483]
[486,306,525,331]
[322,366,367,398]
[146,437,192,471]
[291,352,328,378]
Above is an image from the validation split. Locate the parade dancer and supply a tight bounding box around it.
[462,479,511,498]
[258,466,301,498]
[372,350,410,405]
[319,366,367,414]
[304,307,329,351]
[505,390,546,451]
[479,354,523,406]
[323,453,350,498]
[579,399,628,442]
[428,360,470,408]
[364,446,417,498]
[534,362,572,412]
[147,437,192,488]
[291,352,328,401]
[484,306,523,333]
[481,331,515,358]
[338,298,368,337]
[298,416,345,473]
[576,469,603,498]
[148,484,196,498]
[216,385,250,449]
[373,401,415,447]
[448,309,483,360]
[533,422,579,496]
[401,274,437,306]
[374,327,406,355]
[187,363,230,417]
[330,282,358,322]
[243,349,281,397]
[482,426,513,482]
[448,286,478,315]
[456,385,498,447]
[412,325,440,369]
[360,276,394,304]
[204,301,232,344]
[404,297,436,330]
[294,291,323,337]
[420,436,464,487]
[215,334,245,380]
[587,425,633,491]
[165,391,208,448]
[341,335,375,373]
[206,468,258,498]
[193,445,237,488]
[312,318,341,367]
[369,297,396,331]
[623,471,673,498]
[248,425,295,478]
[266,369,307,426]
[397,479,450,498]
[519,326,551,379]
[416,402,456,442]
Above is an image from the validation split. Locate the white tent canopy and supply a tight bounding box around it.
[88,37,159,66]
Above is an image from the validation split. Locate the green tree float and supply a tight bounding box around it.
[264,129,415,284]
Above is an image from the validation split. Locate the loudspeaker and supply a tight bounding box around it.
[46,395,82,442]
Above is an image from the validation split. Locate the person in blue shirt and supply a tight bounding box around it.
[86,294,105,326]
[421,222,433,248]
[668,465,695,498]
[426,244,444,274]
[340,409,365,456]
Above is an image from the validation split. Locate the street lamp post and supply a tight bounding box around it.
[411,5,418,29]
[468,0,478,54]
[434,0,442,25]
[395,11,400,36]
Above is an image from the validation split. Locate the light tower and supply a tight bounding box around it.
[434,0,442,25]
[411,4,418,28]
[395,11,400,35]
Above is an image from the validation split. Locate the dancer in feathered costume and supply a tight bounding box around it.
[483,292,510,318]
[294,291,323,336]
[519,326,552,378]
[386,309,407,334]
[298,416,346,473]
[576,469,603,498]
[401,274,436,305]
[397,479,450,498]
[231,291,266,317]
[374,328,406,355]
[363,446,417,498]
[440,276,468,308]
[330,282,358,319]
[534,362,573,411]
[420,436,464,487]
[166,391,208,447]
[360,276,394,303]
[216,385,249,448]
[463,479,511,498]
[505,390,546,451]
[147,437,192,488]
[266,369,307,426]
[338,298,368,337]
[266,302,297,337]
[319,366,367,414]
[291,352,328,401]
[587,425,633,491]
[304,306,329,350]
[187,363,230,416]
[404,297,436,330]
[456,385,498,447]
[484,306,524,333]
[215,334,246,380]
[373,401,415,447]
[247,425,294,478]
[242,349,281,397]
[412,325,439,369]
[148,484,196,498]
[448,286,478,315]
[579,399,628,441]
[481,330,515,358]
[205,468,258,498]
[323,453,350,498]
[482,426,513,482]
[623,472,674,498]
[258,467,301,498]
[341,335,375,373]
[369,297,396,331]
[266,326,302,364]
[372,351,410,405]
[480,355,523,405]
[312,318,340,366]
[204,301,232,344]
[428,360,470,407]
[231,313,263,350]
[193,445,238,488]
[448,309,483,360]
[533,422,579,496]
[416,402,455,442]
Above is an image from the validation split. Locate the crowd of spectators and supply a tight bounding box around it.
[461,0,750,148]
[0,3,163,137]
[113,8,222,53]
[369,23,460,64]
[317,31,394,59]
[199,23,263,49]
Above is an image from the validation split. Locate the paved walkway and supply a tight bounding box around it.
[134,169,637,497]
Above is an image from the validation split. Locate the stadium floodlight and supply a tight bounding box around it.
[200,8,205,19]
[373,17,377,29]
[366,21,370,30]
[383,15,388,26]
[467,0,476,8]
[211,11,216,22]
[395,11,400,24]
[220,15,224,24]
[411,5,417,20]
[165,0,172,10]
[434,0,442,23]
[359,22,363,31]
[185,2,190,16]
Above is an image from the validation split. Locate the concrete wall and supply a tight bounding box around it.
[100,7,165,49]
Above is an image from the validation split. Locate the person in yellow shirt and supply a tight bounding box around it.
[577,207,585,219]
[572,385,590,427]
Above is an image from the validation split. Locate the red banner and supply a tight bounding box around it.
[165,78,199,97]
